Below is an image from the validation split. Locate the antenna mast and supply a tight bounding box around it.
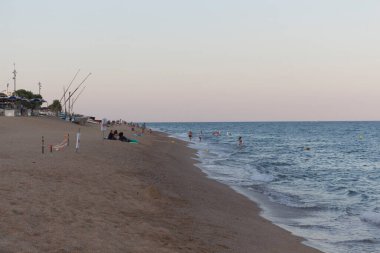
[12,63,17,92]
[38,82,42,95]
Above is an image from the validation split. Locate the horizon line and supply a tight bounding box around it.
[142,120,380,124]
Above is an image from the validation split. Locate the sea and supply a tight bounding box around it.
[148,121,380,253]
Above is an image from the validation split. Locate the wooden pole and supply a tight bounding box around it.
[42,136,45,154]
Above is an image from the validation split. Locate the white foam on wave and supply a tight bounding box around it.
[251,169,274,182]
[360,211,380,226]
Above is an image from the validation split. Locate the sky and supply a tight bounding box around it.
[1,0,380,122]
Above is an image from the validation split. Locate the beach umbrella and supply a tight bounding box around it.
[29,98,42,103]
[8,96,16,100]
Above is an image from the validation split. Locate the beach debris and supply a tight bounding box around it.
[145,185,161,199]
[52,133,70,151]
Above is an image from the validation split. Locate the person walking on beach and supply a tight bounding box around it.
[188,130,193,141]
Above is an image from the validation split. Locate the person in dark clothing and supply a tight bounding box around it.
[112,130,119,140]
[119,132,131,142]
[108,130,115,140]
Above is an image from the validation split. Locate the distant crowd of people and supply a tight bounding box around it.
[128,122,152,135]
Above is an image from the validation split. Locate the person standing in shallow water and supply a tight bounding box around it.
[188,130,193,141]
[238,136,243,146]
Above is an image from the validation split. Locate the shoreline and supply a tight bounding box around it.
[0,117,323,252]
[163,131,325,251]
[154,130,325,253]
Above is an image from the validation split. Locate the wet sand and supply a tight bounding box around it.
[0,117,323,252]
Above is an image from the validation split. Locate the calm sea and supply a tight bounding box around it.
[148,122,380,253]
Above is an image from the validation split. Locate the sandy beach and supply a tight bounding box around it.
[0,117,323,253]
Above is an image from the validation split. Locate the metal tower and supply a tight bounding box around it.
[12,63,17,92]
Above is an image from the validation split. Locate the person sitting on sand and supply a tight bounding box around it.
[119,132,131,142]
[108,130,115,140]
[113,130,119,140]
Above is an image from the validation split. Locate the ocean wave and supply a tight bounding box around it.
[289,224,332,230]
[149,121,380,253]
[360,211,380,226]
[265,191,320,209]
[347,190,359,196]
[333,238,379,245]
[251,171,274,182]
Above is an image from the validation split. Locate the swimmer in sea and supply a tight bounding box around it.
[199,131,203,142]
[238,136,243,146]
[188,130,193,141]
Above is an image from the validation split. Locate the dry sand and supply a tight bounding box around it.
[0,117,323,253]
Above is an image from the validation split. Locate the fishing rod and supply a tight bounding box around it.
[64,72,92,111]
[70,85,86,112]
[60,69,80,103]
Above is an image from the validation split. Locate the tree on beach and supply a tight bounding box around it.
[14,89,43,109]
[14,89,41,100]
[48,99,62,114]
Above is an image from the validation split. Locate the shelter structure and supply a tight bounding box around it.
[0,94,46,117]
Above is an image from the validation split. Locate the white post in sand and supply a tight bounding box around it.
[76,128,81,152]
[101,118,107,139]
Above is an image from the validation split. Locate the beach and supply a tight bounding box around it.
[0,117,323,253]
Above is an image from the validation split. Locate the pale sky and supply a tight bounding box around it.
[1,0,380,122]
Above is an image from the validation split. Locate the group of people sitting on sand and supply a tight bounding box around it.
[108,130,132,142]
